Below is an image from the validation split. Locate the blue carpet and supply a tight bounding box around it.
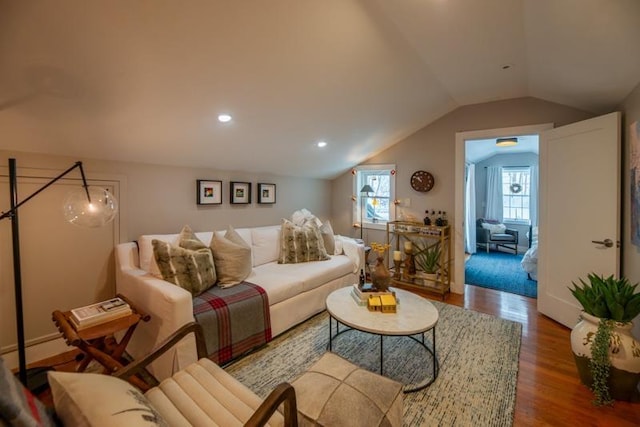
[465,251,538,298]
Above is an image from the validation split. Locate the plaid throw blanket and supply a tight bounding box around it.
[193,281,272,365]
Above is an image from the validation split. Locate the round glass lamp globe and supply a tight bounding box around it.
[62,186,118,227]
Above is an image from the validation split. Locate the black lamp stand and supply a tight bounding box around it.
[1,158,90,391]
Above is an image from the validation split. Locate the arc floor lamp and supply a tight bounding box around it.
[1,158,118,391]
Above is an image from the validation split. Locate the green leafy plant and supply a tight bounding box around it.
[590,318,615,406]
[569,274,640,322]
[568,273,640,406]
[413,241,441,274]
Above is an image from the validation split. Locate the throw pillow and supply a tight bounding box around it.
[291,208,322,227]
[48,371,167,427]
[481,222,507,235]
[0,358,56,427]
[278,218,330,264]
[333,235,345,255]
[210,226,252,288]
[178,225,207,251]
[319,220,336,255]
[152,239,216,296]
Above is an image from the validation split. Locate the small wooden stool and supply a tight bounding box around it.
[52,294,150,390]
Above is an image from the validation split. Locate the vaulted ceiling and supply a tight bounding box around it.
[1,0,639,178]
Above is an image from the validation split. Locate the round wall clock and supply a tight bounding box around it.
[410,170,435,192]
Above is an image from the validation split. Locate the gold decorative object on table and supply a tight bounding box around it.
[367,293,397,313]
[386,220,452,300]
[392,250,402,279]
[369,242,391,292]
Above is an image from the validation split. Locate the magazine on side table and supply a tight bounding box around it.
[70,297,132,330]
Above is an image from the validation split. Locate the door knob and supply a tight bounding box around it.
[591,238,614,248]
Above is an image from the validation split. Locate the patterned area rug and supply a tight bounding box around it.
[225,302,522,426]
[465,251,538,298]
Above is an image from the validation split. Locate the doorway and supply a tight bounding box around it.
[453,123,553,295]
[463,135,539,298]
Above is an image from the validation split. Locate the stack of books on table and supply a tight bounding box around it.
[70,297,132,330]
[350,284,397,306]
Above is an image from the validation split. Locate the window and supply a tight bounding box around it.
[354,164,396,230]
[502,166,530,223]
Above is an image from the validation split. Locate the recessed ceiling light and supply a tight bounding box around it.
[218,114,232,123]
[317,141,327,148]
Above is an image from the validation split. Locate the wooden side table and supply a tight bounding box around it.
[52,293,151,390]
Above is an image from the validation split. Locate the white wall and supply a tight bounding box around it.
[0,149,331,362]
[332,97,593,289]
[620,81,640,339]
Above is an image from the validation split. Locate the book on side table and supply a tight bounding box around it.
[70,297,132,330]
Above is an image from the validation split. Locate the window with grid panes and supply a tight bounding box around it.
[502,166,530,223]
[353,165,396,229]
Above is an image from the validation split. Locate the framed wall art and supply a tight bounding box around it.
[230,181,251,204]
[258,183,276,204]
[197,180,222,205]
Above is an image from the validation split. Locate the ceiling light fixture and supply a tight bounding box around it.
[217,114,232,123]
[317,141,327,148]
[496,137,518,147]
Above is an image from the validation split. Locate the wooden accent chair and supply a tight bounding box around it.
[112,322,298,426]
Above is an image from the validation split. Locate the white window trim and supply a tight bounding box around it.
[353,164,396,232]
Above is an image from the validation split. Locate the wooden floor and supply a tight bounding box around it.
[32,285,639,426]
[411,284,640,427]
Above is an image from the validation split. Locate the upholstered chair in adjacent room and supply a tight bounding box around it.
[476,218,519,254]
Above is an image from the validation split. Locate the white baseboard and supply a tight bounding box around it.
[2,338,72,371]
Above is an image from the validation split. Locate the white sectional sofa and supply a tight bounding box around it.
[115,224,363,381]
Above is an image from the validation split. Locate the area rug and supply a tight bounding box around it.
[465,251,538,298]
[225,302,522,426]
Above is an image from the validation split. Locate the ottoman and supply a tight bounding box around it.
[292,352,403,427]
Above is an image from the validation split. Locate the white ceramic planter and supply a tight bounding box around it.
[570,311,640,401]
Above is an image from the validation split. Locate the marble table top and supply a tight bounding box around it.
[326,286,439,336]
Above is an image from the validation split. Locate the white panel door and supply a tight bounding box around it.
[538,112,620,328]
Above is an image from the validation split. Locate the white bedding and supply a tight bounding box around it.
[521,226,538,280]
[521,245,538,280]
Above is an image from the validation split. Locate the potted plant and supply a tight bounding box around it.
[414,241,441,282]
[569,273,640,405]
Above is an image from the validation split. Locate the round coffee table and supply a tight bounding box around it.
[326,286,439,393]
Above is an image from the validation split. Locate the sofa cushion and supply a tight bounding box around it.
[481,222,507,235]
[291,208,322,227]
[319,220,336,255]
[246,267,304,305]
[138,230,215,277]
[251,225,281,267]
[48,371,167,427]
[211,226,252,288]
[152,239,216,296]
[490,233,515,241]
[139,233,179,276]
[0,358,56,427]
[257,256,353,295]
[278,219,330,264]
[179,225,206,250]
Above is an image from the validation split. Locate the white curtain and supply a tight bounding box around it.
[530,165,538,226]
[465,163,476,253]
[485,166,503,221]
